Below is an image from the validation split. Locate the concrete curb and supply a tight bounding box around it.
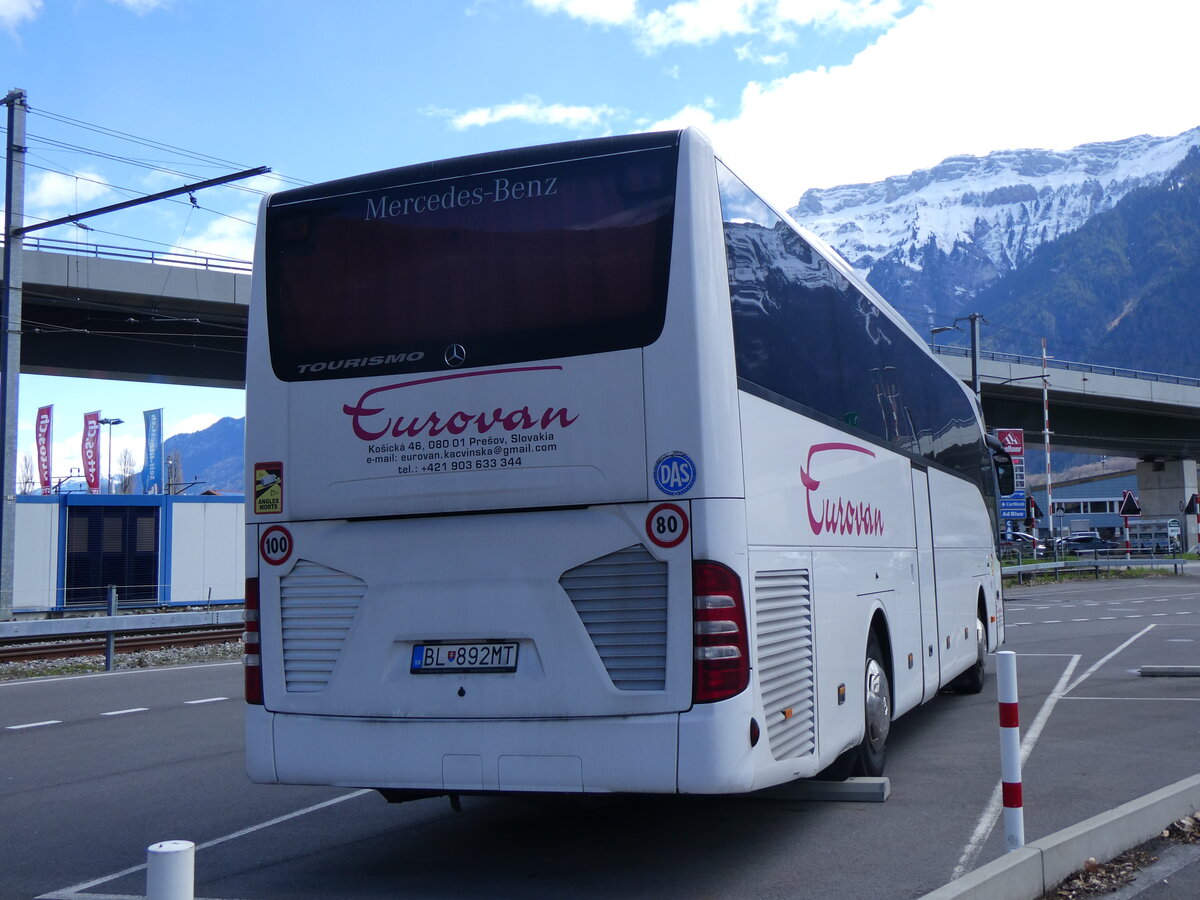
[922,773,1200,900]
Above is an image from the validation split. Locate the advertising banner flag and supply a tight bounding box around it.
[36,405,53,494]
[82,411,101,493]
[141,408,165,494]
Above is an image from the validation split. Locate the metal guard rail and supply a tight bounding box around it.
[0,609,244,641]
[1002,556,1187,584]
[930,343,1200,387]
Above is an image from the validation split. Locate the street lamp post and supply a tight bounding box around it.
[98,417,124,494]
[930,312,986,399]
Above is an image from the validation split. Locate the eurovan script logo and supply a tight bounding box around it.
[799,443,885,536]
[654,451,696,496]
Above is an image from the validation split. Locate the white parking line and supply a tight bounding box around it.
[38,790,372,899]
[6,720,62,730]
[100,708,148,717]
[184,697,228,705]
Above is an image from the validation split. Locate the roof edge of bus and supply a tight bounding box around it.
[267,130,688,206]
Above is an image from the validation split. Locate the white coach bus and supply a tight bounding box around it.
[244,128,1010,798]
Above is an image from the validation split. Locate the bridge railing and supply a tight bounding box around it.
[931,343,1200,388]
[5,234,252,274]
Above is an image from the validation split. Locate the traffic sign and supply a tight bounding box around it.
[1118,490,1142,518]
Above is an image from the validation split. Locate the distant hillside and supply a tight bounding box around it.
[164,416,244,494]
[971,146,1200,372]
[794,127,1200,374]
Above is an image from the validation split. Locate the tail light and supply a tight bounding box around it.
[692,561,749,703]
[244,577,263,705]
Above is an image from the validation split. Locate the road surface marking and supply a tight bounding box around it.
[39,789,372,899]
[6,720,62,730]
[101,708,148,717]
[184,696,228,705]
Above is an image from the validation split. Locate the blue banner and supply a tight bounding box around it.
[141,408,164,494]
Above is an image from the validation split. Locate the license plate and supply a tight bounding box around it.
[410,641,519,674]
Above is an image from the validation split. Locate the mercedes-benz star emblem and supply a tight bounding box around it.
[444,344,467,368]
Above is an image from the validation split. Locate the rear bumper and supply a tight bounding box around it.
[247,706,681,794]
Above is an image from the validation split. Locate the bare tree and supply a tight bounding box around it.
[18,453,37,494]
[118,448,136,494]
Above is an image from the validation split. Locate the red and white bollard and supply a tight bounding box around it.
[997,650,1025,851]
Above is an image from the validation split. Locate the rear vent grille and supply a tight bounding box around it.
[754,568,815,760]
[559,544,668,691]
[279,560,366,692]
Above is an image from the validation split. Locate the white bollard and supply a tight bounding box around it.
[996,650,1025,851]
[146,840,195,900]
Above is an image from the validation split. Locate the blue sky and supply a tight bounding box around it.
[3,0,1198,482]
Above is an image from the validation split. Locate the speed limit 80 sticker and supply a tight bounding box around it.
[645,503,689,549]
[260,525,293,566]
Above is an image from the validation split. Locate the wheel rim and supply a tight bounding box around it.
[975,617,986,669]
[864,657,891,753]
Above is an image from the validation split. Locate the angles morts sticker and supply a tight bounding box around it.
[254,461,284,515]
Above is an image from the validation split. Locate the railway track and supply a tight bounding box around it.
[0,626,244,664]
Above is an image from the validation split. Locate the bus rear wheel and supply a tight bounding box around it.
[950,614,987,694]
[857,633,891,776]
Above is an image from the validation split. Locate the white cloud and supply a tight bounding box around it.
[447,96,623,131]
[735,41,788,65]
[649,0,1200,207]
[0,0,41,31]
[27,170,112,215]
[170,208,257,263]
[773,0,906,30]
[527,0,638,26]
[106,0,173,13]
[636,0,760,51]
[531,0,906,53]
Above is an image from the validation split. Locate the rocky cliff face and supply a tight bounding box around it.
[791,127,1200,330]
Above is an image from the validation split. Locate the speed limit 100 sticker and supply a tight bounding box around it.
[260,525,293,566]
[646,503,689,549]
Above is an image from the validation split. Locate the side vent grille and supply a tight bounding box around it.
[279,560,366,692]
[754,568,815,760]
[559,545,668,691]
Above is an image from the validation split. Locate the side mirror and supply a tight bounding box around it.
[993,449,1015,496]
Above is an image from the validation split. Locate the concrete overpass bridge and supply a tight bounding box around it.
[933,345,1200,460]
[13,238,250,388]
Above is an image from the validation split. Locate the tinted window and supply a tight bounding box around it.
[717,161,990,491]
[266,139,678,381]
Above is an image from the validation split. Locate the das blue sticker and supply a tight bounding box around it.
[654,451,696,496]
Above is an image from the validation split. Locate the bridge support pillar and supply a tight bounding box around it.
[1135,458,1198,553]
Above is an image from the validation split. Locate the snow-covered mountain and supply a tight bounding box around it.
[790,126,1200,328]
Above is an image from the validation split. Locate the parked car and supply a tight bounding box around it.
[1000,531,1046,557]
[1057,532,1119,553]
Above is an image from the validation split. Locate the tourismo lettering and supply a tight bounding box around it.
[364,177,558,221]
[799,443,885,536]
[341,366,577,441]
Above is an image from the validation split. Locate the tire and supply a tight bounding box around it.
[950,614,987,695]
[854,632,892,777]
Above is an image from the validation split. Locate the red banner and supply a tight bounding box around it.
[36,405,53,494]
[82,411,101,494]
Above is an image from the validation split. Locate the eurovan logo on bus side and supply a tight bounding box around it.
[654,451,696,496]
[799,442,885,536]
